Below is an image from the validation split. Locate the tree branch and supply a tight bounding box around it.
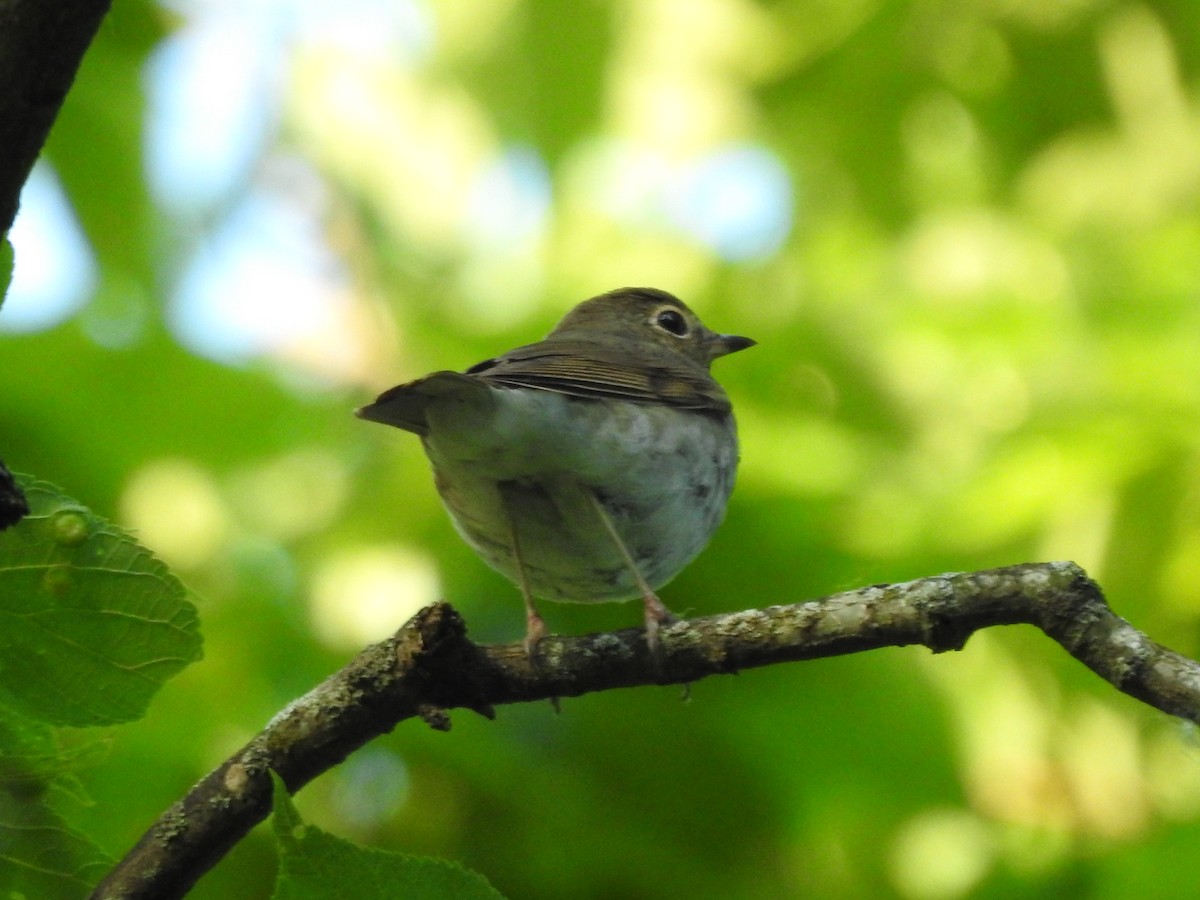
[88,561,1200,899]
[0,0,112,235]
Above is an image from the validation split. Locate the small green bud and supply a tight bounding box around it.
[52,509,90,546]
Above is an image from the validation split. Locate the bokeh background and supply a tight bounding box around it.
[5,0,1200,897]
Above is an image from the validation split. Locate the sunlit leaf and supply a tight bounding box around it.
[0,478,202,727]
[0,236,12,304]
[270,773,505,900]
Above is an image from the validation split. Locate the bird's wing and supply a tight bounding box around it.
[470,340,732,414]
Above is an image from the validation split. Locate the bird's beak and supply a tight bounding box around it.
[709,332,757,358]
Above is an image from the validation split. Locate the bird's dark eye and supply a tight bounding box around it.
[654,308,689,337]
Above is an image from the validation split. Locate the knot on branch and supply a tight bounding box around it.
[393,602,495,720]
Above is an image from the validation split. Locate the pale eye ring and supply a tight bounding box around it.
[653,307,689,337]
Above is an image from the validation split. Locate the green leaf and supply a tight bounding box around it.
[0,235,12,307]
[270,773,506,900]
[0,478,202,727]
[0,788,112,899]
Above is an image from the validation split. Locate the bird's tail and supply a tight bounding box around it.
[356,371,490,436]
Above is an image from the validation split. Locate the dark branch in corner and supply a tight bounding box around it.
[0,0,113,234]
[89,561,1200,900]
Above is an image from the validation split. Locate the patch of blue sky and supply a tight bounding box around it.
[144,0,435,219]
[167,184,349,364]
[669,145,794,262]
[466,144,552,250]
[145,0,434,362]
[1,164,97,334]
[156,0,433,59]
[142,12,283,217]
[288,0,434,61]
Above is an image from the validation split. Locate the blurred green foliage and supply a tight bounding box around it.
[3,0,1200,897]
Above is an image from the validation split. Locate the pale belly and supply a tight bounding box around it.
[422,391,738,602]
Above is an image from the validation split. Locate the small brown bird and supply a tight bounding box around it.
[357,287,754,651]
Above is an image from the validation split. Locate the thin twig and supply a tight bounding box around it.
[89,561,1200,899]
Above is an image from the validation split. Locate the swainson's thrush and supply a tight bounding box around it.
[357,287,754,651]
